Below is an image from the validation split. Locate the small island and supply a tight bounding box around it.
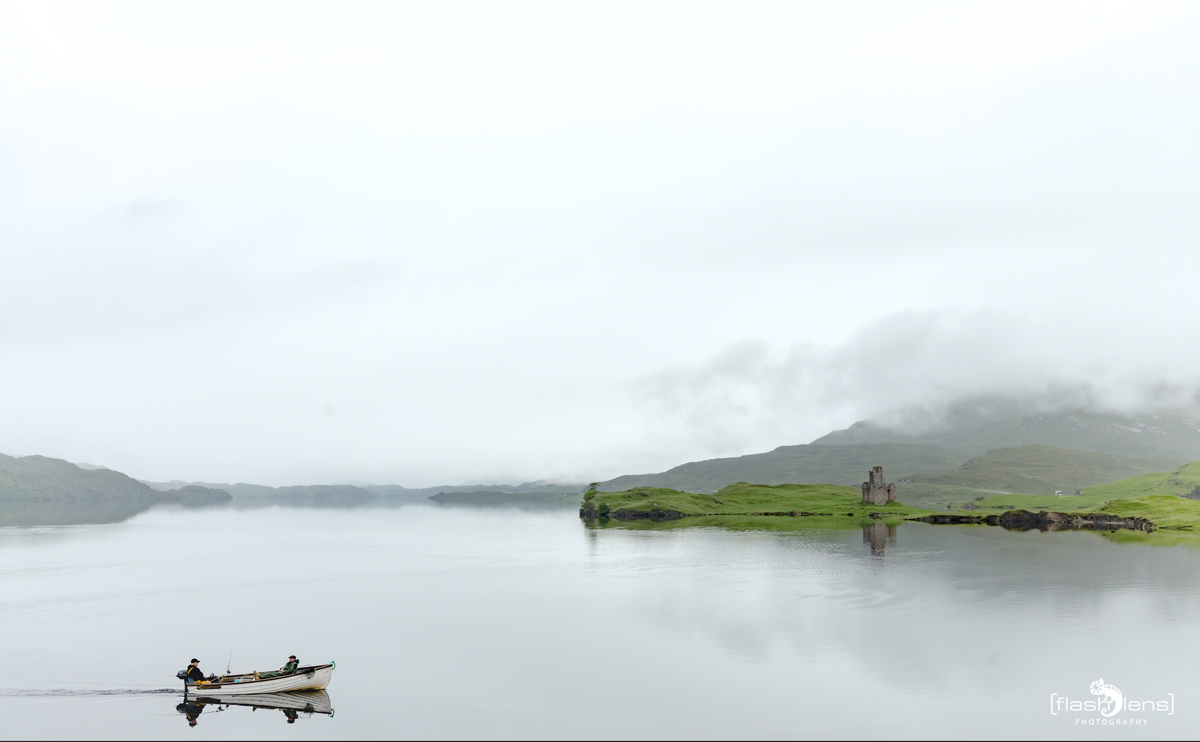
[580,466,1200,534]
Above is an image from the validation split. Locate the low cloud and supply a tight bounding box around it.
[631,309,1200,458]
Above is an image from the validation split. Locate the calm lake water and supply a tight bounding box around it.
[1,502,1198,740]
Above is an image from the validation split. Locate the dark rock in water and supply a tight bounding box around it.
[610,508,686,521]
[914,514,985,525]
[988,509,1155,532]
[912,509,1155,532]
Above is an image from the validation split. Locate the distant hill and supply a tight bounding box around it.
[269,485,375,506]
[0,454,164,501]
[814,407,1200,461]
[598,443,974,495]
[361,481,586,498]
[159,485,233,505]
[896,445,1182,508]
[427,490,580,507]
[141,480,374,504]
[142,480,586,501]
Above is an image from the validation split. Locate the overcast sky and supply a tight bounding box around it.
[2,1,1199,486]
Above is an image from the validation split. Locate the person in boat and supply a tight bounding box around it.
[258,655,300,679]
[183,659,206,684]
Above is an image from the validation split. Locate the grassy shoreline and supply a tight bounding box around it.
[580,483,929,521]
[580,482,1200,533]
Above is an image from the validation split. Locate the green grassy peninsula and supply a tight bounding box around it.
[580,477,1200,535]
[580,482,930,522]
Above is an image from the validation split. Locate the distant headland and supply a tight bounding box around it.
[580,464,1200,534]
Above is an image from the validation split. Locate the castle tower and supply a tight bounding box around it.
[861,465,896,506]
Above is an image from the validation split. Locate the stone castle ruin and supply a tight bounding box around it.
[861,466,896,506]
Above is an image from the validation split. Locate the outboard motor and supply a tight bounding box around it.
[176,669,189,681]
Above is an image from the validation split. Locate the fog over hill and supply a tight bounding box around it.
[814,405,1200,462]
[599,404,1200,496]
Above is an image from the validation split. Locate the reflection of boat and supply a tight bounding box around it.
[177,690,334,727]
[183,662,335,695]
[192,690,334,716]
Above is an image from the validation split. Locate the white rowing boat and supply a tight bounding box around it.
[183,662,335,695]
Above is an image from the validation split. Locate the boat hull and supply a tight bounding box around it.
[187,663,334,695]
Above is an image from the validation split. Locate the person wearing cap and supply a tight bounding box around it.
[259,655,300,680]
[184,659,206,684]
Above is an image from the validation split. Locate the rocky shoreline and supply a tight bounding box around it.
[911,509,1156,532]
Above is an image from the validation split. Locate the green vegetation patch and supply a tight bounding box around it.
[959,462,1200,520]
[899,445,1178,510]
[955,491,1117,512]
[951,492,1200,531]
[585,482,931,519]
[1077,462,1200,501]
[1085,495,1200,530]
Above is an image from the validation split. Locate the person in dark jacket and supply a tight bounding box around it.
[184,659,206,683]
[259,655,300,679]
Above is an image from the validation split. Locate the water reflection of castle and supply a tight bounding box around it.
[863,522,896,555]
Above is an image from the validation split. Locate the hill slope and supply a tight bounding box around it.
[897,445,1180,508]
[0,454,164,501]
[598,443,973,494]
[1073,461,1200,501]
[814,406,1200,461]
